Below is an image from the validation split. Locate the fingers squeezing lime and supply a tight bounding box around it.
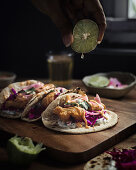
[71,19,99,53]
[7,135,45,166]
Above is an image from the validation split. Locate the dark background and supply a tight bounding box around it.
[0,0,136,79]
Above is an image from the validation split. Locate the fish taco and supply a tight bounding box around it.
[42,90,118,134]
[21,87,67,122]
[0,80,55,118]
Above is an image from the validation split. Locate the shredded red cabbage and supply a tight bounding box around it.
[27,103,45,120]
[85,111,103,126]
[107,148,136,170]
[11,88,17,95]
[54,93,60,99]
[6,88,17,101]
[28,108,44,119]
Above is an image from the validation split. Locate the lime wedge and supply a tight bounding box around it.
[88,76,109,88]
[7,136,45,166]
[71,19,99,53]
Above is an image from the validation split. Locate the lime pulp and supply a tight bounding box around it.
[71,19,99,53]
[88,76,110,88]
[7,136,45,166]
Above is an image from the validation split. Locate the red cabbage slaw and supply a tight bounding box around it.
[107,148,136,170]
[85,110,105,126]
[7,88,17,100]
[28,105,45,120]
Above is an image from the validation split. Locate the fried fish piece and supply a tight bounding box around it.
[41,92,56,108]
[35,83,55,93]
[53,106,89,128]
[4,93,32,109]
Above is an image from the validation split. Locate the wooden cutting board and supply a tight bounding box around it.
[0,98,136,163]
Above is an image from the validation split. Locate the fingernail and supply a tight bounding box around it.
[97,41,101,44]
[63,34,72,47]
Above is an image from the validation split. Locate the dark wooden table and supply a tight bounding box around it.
[0,80,136,170]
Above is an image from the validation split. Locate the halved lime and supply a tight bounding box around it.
[7,136,45,166]
[71,19,99,53]
[88,76,109,88]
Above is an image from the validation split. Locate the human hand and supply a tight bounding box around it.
[32,0,106,47]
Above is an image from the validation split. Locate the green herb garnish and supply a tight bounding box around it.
[64,102,78,107]
[25,87,35,94]
[19,87,35,95]
[77,99,90,110]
